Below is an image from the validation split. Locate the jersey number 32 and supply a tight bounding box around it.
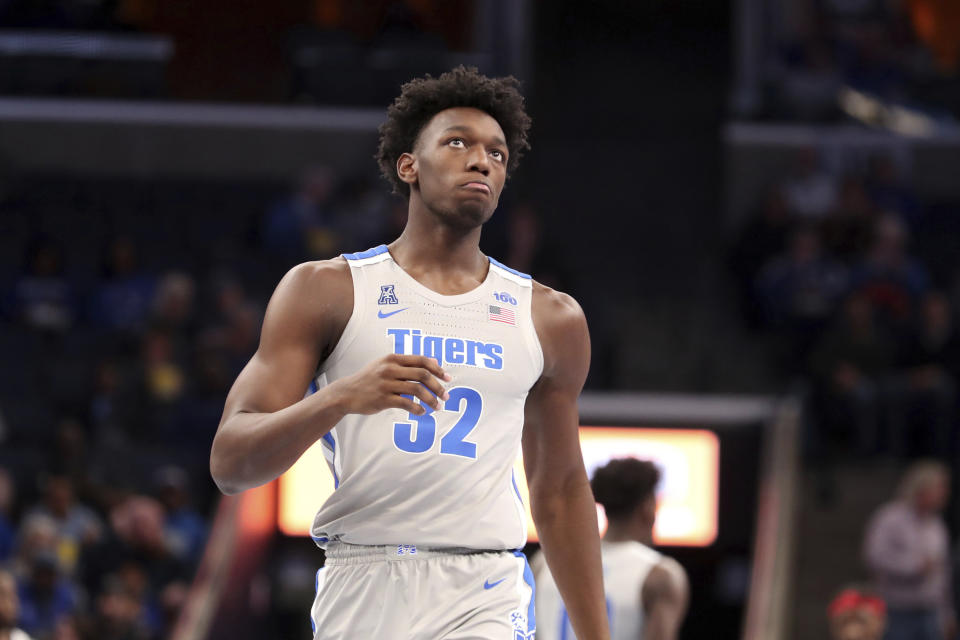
[393,387,482,459]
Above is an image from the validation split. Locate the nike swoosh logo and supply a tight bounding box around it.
[377,307,409,319]
[483,578,506,590]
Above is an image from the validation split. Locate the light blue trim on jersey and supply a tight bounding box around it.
[308,379,319,395]
[342,245,389,261]
[321,432,335,449]
[513,550,536,634]
[321,432,340,489]
[488,256,532,280]
[310,567,324,634]
[511,469,523,505]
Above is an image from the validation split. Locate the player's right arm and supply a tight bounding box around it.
[210,260,449,495]
[641,558,689,640]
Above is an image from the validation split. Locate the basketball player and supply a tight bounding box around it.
[210,67,610,639]
[534,459,688,640]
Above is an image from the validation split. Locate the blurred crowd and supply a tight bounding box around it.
[730,148,960,466]
[0,165,551,639]
[770,0,960,121]
[824,463,954,640]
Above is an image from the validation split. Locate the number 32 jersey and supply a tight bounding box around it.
[310,245,543,551]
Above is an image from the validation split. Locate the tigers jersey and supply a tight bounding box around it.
[309,245,543,551]
[533,540,663,640]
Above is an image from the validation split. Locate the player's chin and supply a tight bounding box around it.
[448,199,496,228]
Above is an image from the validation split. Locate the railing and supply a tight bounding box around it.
[741,398,802,640]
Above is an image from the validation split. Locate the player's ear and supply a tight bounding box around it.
[397,153,418,187]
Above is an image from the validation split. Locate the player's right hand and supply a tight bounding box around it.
[329,354,451,416]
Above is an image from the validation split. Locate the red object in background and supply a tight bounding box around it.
[828,588,887,619]
[909,0,960,72]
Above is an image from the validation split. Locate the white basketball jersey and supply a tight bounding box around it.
[309,245,543,551]
[533,540,663,640]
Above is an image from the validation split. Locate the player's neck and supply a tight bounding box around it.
[604,521,653,546]
[390,208,486,278]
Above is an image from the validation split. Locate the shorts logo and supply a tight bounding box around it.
[511,610,535,638]
[395,544,417,556]
[483,577,506,590]
[378,285,399,305]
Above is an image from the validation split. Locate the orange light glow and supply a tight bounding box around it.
[278,426,719,546]
[239,479,278,537]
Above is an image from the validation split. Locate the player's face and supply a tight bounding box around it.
[411,107,508,228]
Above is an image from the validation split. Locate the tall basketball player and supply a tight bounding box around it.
[210,67,610,639]
[534,459,689,640]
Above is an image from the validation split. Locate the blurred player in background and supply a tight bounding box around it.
[210,66,610,639]
[534,458,688,640]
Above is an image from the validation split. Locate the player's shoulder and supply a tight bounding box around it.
[646,555,689,596]
[531,280,585,329]
[279,257,351,295]
[269,258,352,319]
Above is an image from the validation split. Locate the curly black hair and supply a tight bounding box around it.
[590,458,661,521]
[376,66,532,198]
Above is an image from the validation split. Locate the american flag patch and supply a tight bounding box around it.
[488,305,516,325]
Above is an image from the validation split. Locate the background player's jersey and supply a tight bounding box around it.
[533,540,663,640]
[310,245,543,551]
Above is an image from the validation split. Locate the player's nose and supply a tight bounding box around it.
[466,146,491,175]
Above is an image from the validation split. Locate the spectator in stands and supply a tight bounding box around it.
[864,461,954,640]
[198,302,262,379]
[153,467,206,567]
[8,516,56,583]
[149,272,197,339]
[865,155,919,229]
[142,328,186,405]
[81,574,154,640]
[729,185,793,326]
[827,586,887,640]
[0,470,14,564]
[46,419,99,511]
[90,237,155,333]
[328,174,391,250]
[20,475,102,577]
[14,551,79,638]
[820,177,878,263]
[888,292,958,457]
[781,148,838,219]
[502,203,570,291]
[0,568,31,640]
[778,36,844,121]
[81,496,188,608]
[51,615,80,640]
[809,293,897,455]
[262,166,343,260]
[88,358,139,446]
[755,225,848,369]
[850,214,930,328]
[10,236,76,333]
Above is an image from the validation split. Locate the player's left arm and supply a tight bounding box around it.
[524,284,610,640]
[641,558,689,640]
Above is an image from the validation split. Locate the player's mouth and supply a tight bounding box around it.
[461,181,491,195]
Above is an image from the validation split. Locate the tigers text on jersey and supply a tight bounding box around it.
[533,540,663,640]
[309,245,543,551]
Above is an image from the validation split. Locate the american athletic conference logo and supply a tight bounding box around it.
[378,284,399,305]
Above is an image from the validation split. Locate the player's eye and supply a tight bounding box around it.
[490,150,505,162]
[448,138,466,149]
